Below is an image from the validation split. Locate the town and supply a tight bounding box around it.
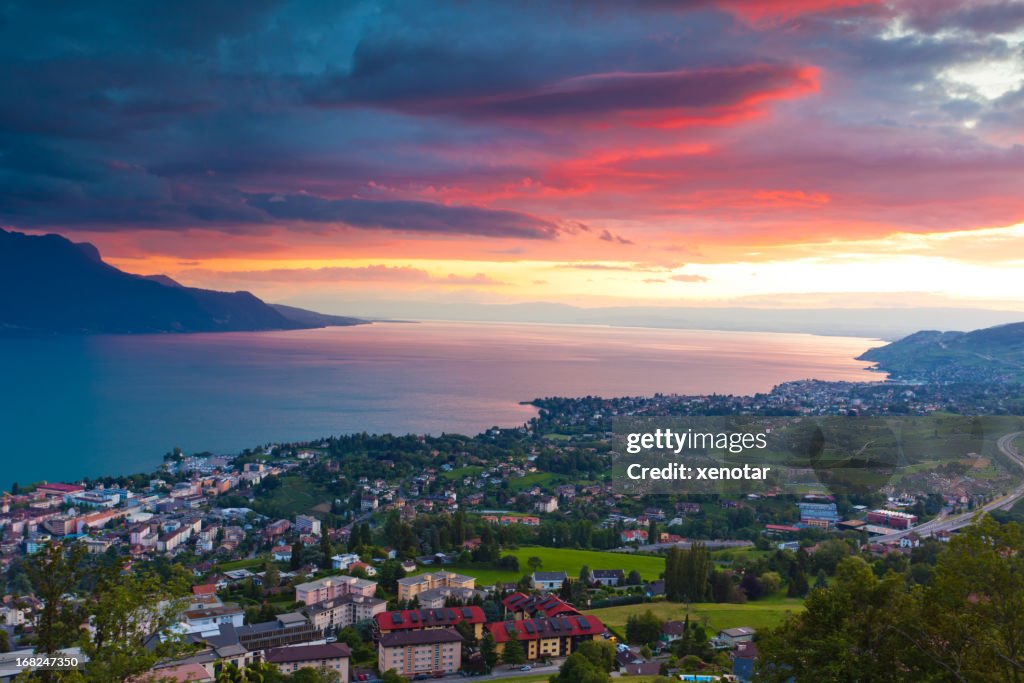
[1,377,1022,682]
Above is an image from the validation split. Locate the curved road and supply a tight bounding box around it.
[874,431,1024,543]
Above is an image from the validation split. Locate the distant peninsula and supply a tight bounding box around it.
[858,322,1024,383]
[0,228,367,334]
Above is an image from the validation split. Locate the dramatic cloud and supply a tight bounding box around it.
[1,0,1022,307]
[243,193,560,239]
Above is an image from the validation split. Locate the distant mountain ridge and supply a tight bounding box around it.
[858,322,1024,382]
[0,228,366,334]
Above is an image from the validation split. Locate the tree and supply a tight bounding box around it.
[291,538,304,570]
[758,557,911,682]
[550,652,609,683]
[264,561,280,591]
[381,669,408,683]
[575,640,616,672]
[27,541,87,668]
[480,633,498,671]
[320,531,333,569]
[625,610,663,645]
[0,629,9,654]
[786,563,808,598]
[79,563,192,681]
[501,636,527,666]
[527,556,543,572]
[760,571,782,595]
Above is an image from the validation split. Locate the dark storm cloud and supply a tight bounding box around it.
[315,64,816,120]
[243,193,560,239]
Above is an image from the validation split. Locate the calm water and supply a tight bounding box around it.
[0,321,882,484]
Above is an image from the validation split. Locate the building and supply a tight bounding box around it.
[502,593,579,620]
[620,529,648,543]
[661,620,686,644]
[295,576,378,607]
[271,545,293,562]
[331,553,361,570]
[486,615,606,661]
[534,496,558,513]
[866,509,918,530]
[716,626,756,648]
[235,612,317,651]
[415,586,483,609]
[378,629,463,677]
[375,606,486,640]
[265,642,350,681]
[36,483,85,499]
[797,502,840,529]
[531,571,566,592]
[295,515,322,537]
[305,594,387,636]
[181,604,246,637]
[396,571,475,602]
[589,569,624,587]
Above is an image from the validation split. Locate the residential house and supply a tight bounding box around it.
[589,569,624,587]
[531,572,566,592]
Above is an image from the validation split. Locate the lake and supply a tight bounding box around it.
[0,321,882,484]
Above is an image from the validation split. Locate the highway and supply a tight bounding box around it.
[873,431,1024,543]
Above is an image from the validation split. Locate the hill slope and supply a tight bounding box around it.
[0,228,365,334]
[858,322,1024,382]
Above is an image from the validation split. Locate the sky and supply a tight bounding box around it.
[2,0,1024,314]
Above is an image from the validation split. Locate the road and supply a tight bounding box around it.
[472,664,560,681]
[874,431,1024,543]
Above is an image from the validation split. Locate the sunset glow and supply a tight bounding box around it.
[4,0,1024,314]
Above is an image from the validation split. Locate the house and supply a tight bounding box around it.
[716,626,756,648]
[486,615,606,661]
[271,545,293,562]
[620,529,648,543]
[331,553,361,570]
[378,629,463,677]
[899,532,922,549]
[349,561,377,577]
[661,620,686,643]
[181,604,246,637]
[265,642,351,682]
[622,662,662,676]
[531,571,567,592]
[589,569,624,587]
[732,641,757,683]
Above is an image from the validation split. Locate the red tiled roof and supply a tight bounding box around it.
[487,615,605,643]
[375,605,485,631]
[38,483,85,494]
[501,592,578,618]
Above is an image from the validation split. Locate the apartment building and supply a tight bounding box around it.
[396,571,475,602]
[305,594,387,636]
[378,629,463,677]
[295,575,378,607]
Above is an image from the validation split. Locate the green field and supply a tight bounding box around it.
[215,557,264,571]
[422,546,665,585]
[252,475,328,517]
[585,595,804,634]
